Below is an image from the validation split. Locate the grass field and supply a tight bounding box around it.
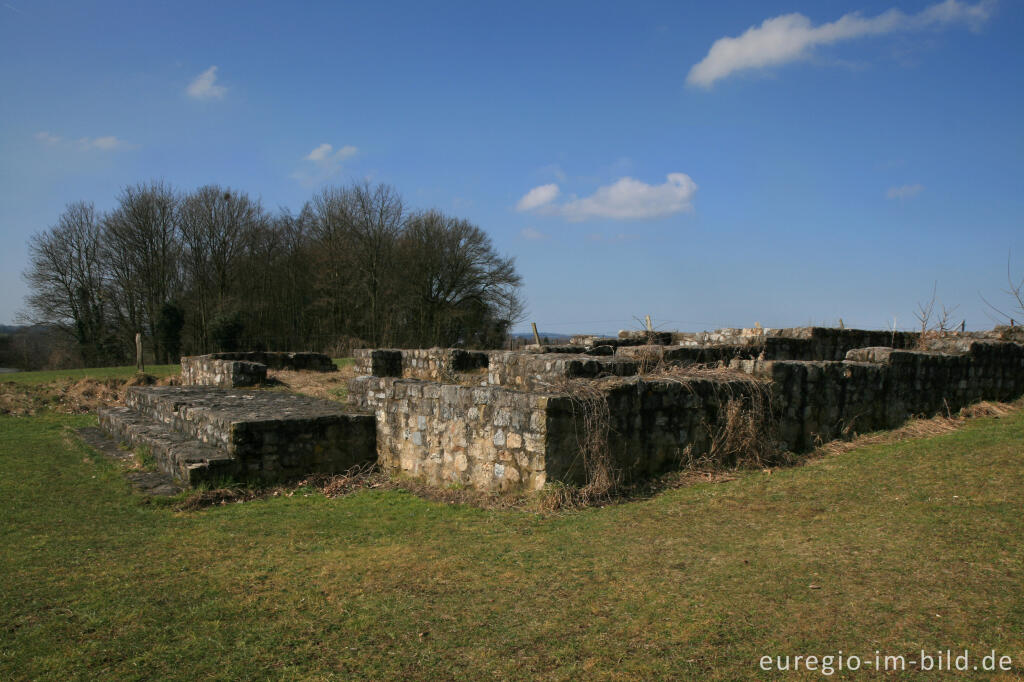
[0,364,181,385]
[1,391,1023,678]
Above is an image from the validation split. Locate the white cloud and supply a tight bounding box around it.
[306,143,333,162]
[186,66,226,99]
[86,136,124,150]
[555,174,700,222]
[886,183,924,199]
[516,184,560,211]
[520,227,546,240]
[517,175,698,221]
[687,0,994,87]
[34,131,60,144]
[305,143,357,163]
[293,143,359,186]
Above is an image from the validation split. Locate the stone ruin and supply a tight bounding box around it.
[96,326,1024,493]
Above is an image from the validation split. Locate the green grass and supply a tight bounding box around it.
[333,357,355,370]
[1,364,180,385]
[2,410,1023,679]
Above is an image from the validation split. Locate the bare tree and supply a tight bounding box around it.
[22,202,114,364]
[103,182,181,361]
[349,182,404,346]
[914,281,937,335]
[20,180,525,367]
[981,252,1024,325]
[179,185,267,351]
[305,182,404,346]
[399,210,524,347]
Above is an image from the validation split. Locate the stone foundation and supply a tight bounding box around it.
[348,376,579,490]
[348,329,1024,492]
[99,387,375,484]
[181,351,336,388]
[352,348,489,381]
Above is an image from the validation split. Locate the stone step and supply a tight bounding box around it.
[113,387,377,484]
[98,406,239,485]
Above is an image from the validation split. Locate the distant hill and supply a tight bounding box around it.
[0,324,23,335]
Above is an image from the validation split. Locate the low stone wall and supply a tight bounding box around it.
[616,344,752,365]
[486,352,639,391]
[352,348,489,381]
[181,351,335,388]
[205,351,336,372]
[180,356,267,388]
[348,372,773,491]
[344,334,1024,493]
[616,330,926,364]
[601,376,767,479]
[569,333,670,349]
[734,341,1024,450]
[124,386,375,482]
[348,376,579,490]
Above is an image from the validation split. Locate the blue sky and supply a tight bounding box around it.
[1,0,1022,335]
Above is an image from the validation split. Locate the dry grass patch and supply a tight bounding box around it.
[813,399,1019,461]
[267,364,357,401]
[0,373,177,416]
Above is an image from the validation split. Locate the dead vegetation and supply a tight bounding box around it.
[0,373,176,416]
[813,400,1017,460]
[541,378,621,509]
[173,461,534,512]
[265,365,356,401]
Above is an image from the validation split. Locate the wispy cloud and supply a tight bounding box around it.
[517,174,697,222]
[292,143,359,186]
[886,183,924,199]
[687,0,994,87]
[80,136,128,151]
[516,184,560,211]
[305,143,357,163]
[186,66,227,99]
[520,227,547,240]
[35,131,131,151]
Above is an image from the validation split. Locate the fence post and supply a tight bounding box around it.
[531,322,541,346]
[135,332,144,373]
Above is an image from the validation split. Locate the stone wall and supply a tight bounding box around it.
[348,375,580,490]
[345,331,1024,493]
[352,348,489,382]
[180,356,267,388]
[122,386,375,483]
[486,351,639,391]
[734,341,1024,450]
[347,371,773,491]
[181,351,336,388]
[601,376,766,479]
[615,329,928,365]
[210,351,337,372]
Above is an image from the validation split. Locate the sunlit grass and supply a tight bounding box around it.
[1,405,1022,679]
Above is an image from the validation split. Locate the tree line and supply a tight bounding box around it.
[21,181,524,368]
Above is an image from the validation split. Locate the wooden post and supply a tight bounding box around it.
[838,318,845,329]
[135,333,144,373]
[531,322,541,346]
[960,320,965,333]
[644,315,653,332]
